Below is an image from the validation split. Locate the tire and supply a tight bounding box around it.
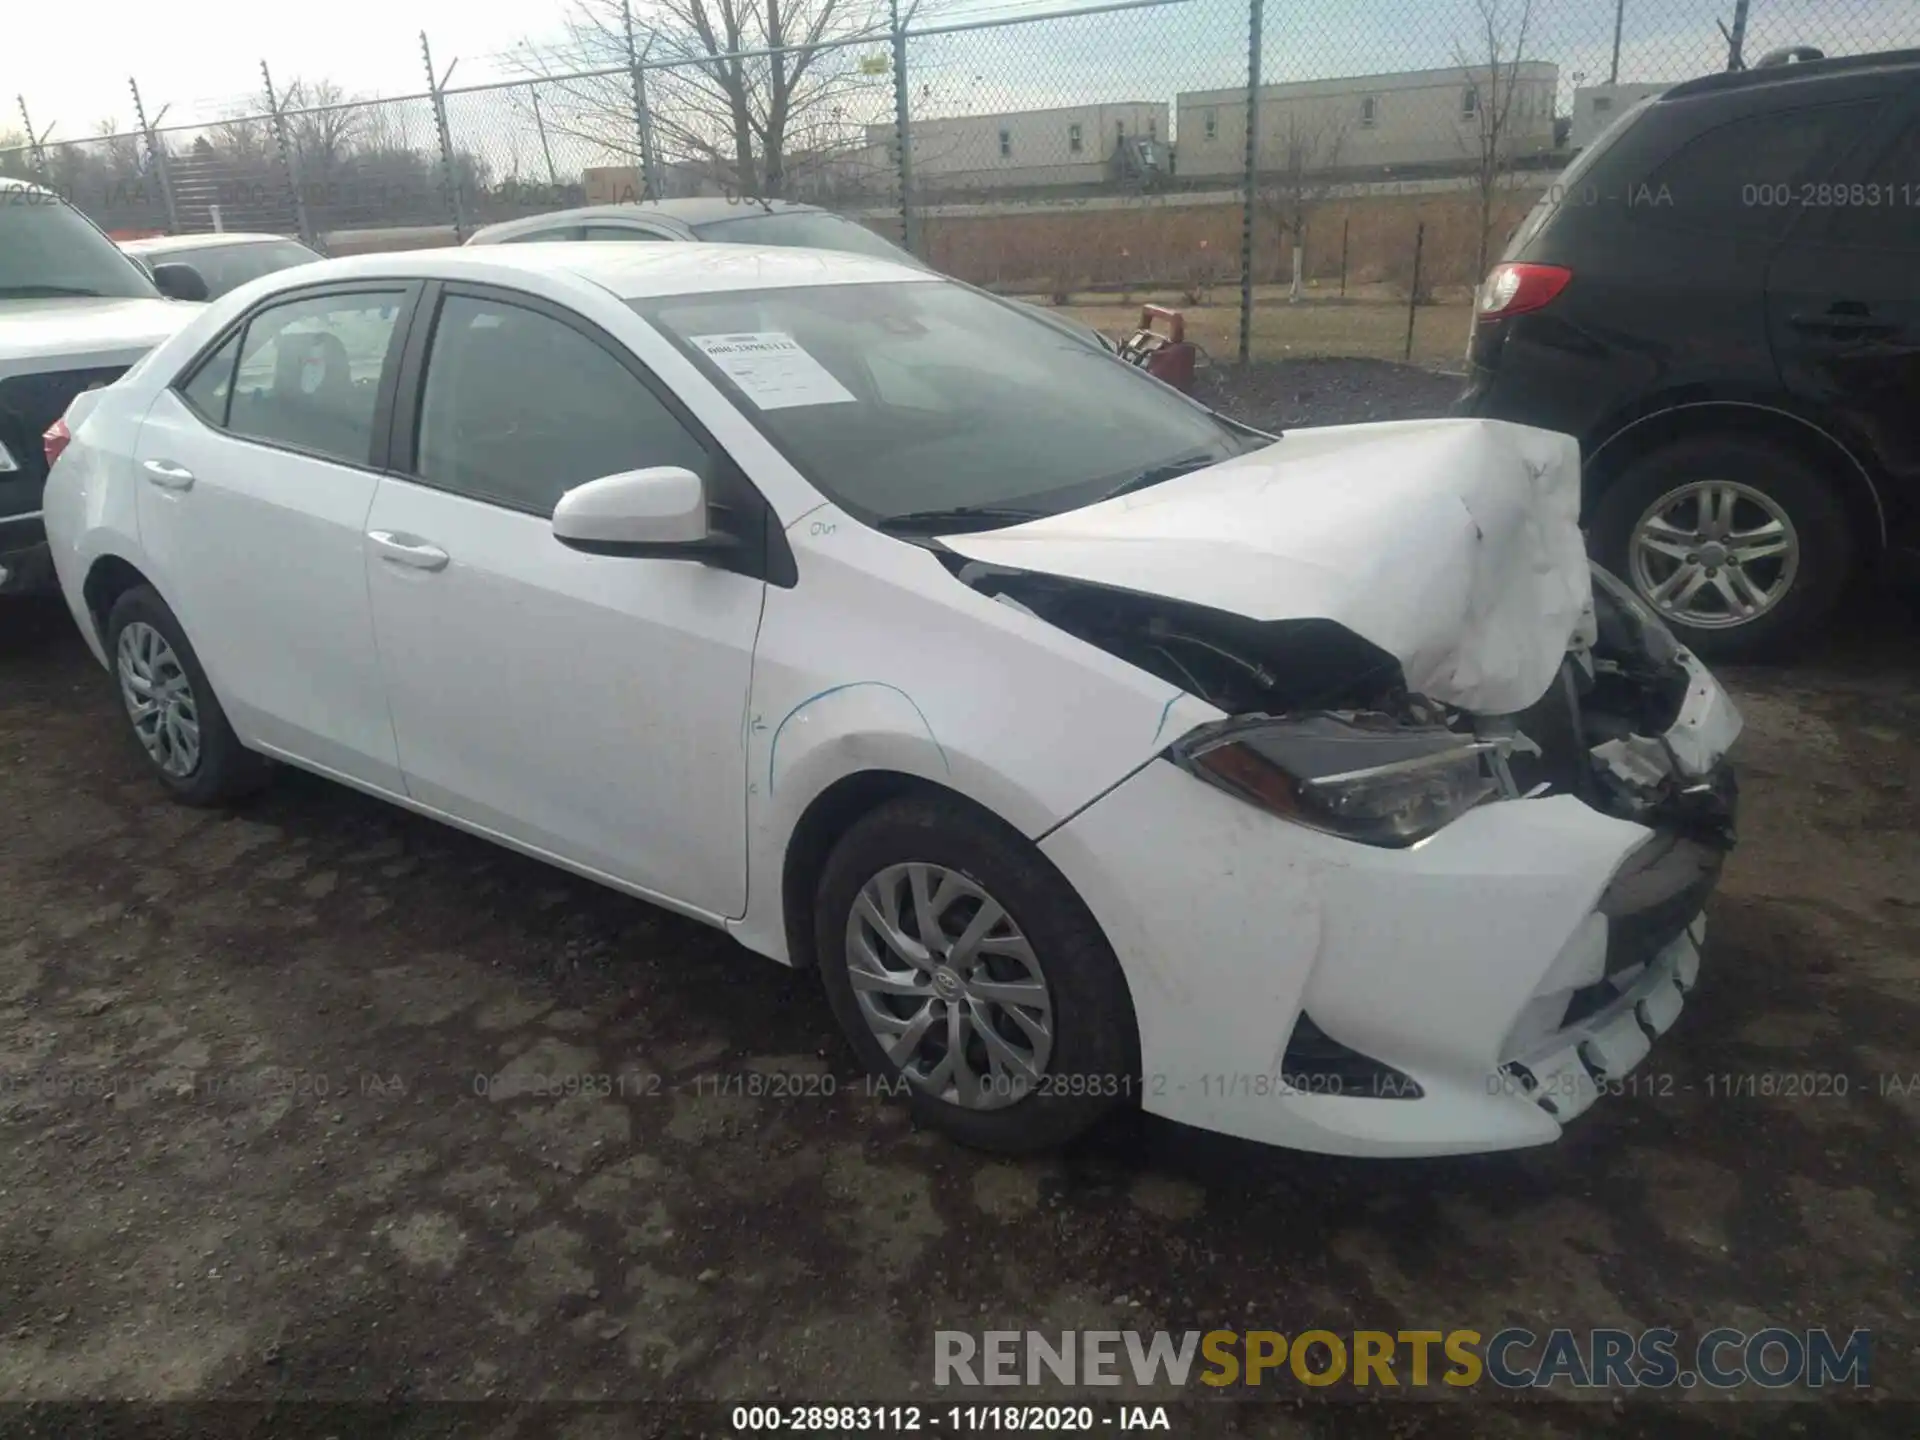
[1589,435,1853,662]
[103,585,271,806]
[815,794,1138,1155]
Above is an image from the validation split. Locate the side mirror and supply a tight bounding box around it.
[151,262,209,303]
[552,466,730,557]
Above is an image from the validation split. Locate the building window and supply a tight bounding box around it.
[1204,109,1217,141]
[1147,117,1157,140]
[1360,95,1378,128]
[1461,85,1480,119]
[998,128,1011,159]
[1068,123,1082,154]
[1593,95,1614,115]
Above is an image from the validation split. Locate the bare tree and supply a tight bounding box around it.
[1258,109,1346,303]
[1454,0,1538,283]
[518,0,894,200]
[276,79,364,189]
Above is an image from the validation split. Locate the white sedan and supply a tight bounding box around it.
[41,243,1742,1157]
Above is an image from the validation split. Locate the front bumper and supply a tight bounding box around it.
[1039,670,1739,1158]
[0,513,54,596]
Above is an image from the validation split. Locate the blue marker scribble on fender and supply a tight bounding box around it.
[1150,690,1185,747]
[766,683,949,795]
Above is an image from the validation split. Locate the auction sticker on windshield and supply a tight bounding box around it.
[690,332,856,410]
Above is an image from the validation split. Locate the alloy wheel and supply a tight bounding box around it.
[1628,479,1800,630]
[844,861,1054,1110]
[116,621,201,777]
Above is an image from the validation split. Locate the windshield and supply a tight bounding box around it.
[691,210,920,267]
[636,281,1255,525]
[0,188,161,300]
[134,239,321,299]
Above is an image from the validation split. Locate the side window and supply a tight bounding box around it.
[504,227,582,243]
[1824,114,1920,251]
[225,291,403,466]
[583,225,666,241]
[178,329,242,426]
[415,293,709,516]
[1635,102,1879,238]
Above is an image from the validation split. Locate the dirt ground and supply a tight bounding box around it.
[1,363,1916,1436]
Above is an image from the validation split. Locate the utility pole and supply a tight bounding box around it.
[1609,0,1626,84]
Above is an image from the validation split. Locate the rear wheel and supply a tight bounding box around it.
[815,794,1137,1154]
[1590,436,1853,661]
[105,586,270,806]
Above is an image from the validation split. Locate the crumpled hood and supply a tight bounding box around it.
[942,417,1591,715]
[0,297,200,379]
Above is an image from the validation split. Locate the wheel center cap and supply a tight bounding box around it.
[931,966,962,1000]
[1698,540,1729,567]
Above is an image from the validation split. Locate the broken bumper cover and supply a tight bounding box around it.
[1040,690,1737,1157]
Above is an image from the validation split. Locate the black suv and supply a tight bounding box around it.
[1456,49,1918,658]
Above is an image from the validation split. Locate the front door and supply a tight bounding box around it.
[134,284,413,790]
[1765,97,1920,540]
[362,285,764,918]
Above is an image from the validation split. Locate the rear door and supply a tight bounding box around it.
[134,283,415,789]
[361,283,767,917]
[1765,93,1920,538]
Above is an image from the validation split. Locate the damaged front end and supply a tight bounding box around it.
[953,554,1739,850]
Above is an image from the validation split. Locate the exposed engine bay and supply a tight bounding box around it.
[950,555,1736,849]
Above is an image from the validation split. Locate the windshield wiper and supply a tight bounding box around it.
[1097,451,1227,502]
[876,504,1048,535]
[0,285,113,299]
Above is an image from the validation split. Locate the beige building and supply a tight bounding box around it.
[863,101,1170,193]
[1176,63,1560,179]
[1570,82,1668,150]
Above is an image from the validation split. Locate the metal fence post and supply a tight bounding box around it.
[421,32,469,241]
[1610,0,1627,84]
[1238,0,1263,365]
[17,97,50,184]
[1339,217,1349,298]
[890,0,918,257]
[1725,0,1751,70]
[128,78,179,233]
[1404,221,1425,362]
[622,0,659,201]
[260,62,314,246]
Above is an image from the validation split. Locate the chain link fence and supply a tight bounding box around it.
[7,0,1915,364]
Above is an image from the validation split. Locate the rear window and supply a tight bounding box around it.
[0,187,160,300]
[1628,101,1880,238]
[691,210,918,265]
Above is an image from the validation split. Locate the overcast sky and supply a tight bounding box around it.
[9,0,1915,141]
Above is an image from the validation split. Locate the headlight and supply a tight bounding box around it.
[1589,561,1684,666]
[1170,714,1500,848]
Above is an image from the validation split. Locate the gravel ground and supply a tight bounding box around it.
[1,363,1916,1436]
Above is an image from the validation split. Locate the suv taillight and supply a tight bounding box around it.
[1476,263,1572,322]
[43,418,72,470]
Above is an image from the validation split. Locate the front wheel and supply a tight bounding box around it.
[1589,436,1854,661]
[815,795,1138,1154]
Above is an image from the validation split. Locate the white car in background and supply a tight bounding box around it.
[120,232,325,301]
[41,242,1740,1157]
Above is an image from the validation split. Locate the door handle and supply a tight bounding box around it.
[141,458,196,490]
[367,530,450,572]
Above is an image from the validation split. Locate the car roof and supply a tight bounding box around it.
[469,198,825,243]
[1662,46,1919,101]
[1,178,61,201]
[248,241,932,300]
[121,232,309,253]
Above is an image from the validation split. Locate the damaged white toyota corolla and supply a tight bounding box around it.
[42,244,1740,1157]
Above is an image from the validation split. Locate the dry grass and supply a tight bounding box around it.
[1031,286,1475,368]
